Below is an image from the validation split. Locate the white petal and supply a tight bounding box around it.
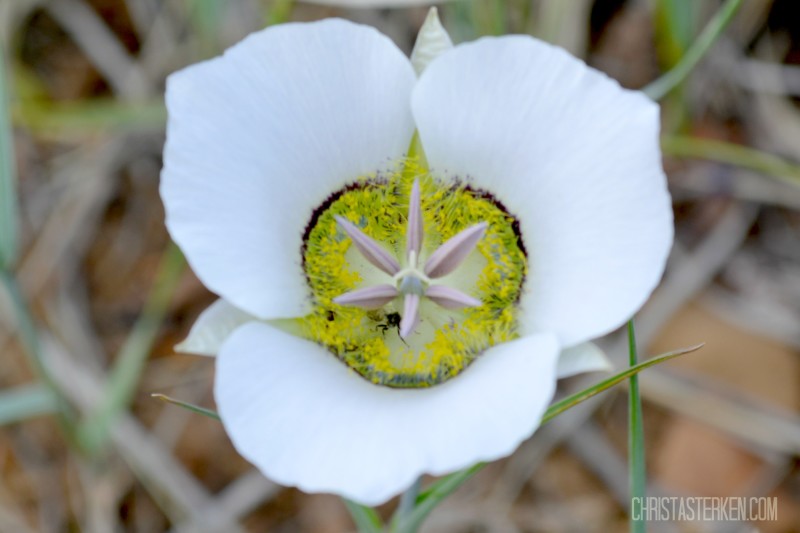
[412,36,673,347]
[175,299,255,356]
[215,322,560,505]
[161,20,416,319]
[556,342,612,379]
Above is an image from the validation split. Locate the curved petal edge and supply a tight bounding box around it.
[161,19,416,320]
[412,35,673,348]
[556,342,612,379]
[175,299,256,356]
[215,322,560,505]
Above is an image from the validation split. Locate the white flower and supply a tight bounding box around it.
[160,10,672,506]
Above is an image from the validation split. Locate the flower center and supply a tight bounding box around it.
[300,160,527,388]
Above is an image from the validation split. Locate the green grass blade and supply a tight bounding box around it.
[151,393,220,420]
[442,0,477,43]
[343,499,383,533]
[0,384,59,425]
[661,135,800,188]
[405,343,703,530]
[464,0,505,38]
[389,477,422,532]
[0,273,74,421]
[15,99,166,139]
[628,321,646,533]
[652,0,696,131]
[0,44,19,269]
[543,343,703,423]
[188,0,223,55]
[77,244,185,454]
[391,464,482,533]
[644,0,743,101]
[654,0,695,68]
[265,0,295,26]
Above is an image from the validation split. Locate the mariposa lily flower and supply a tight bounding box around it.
[161,9,672,505]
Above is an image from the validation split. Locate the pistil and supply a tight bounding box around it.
[333,179,486,338]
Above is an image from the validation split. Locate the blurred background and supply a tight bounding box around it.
[1,0,799,531]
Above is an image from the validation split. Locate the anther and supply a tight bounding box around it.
[425,285,482,309]
[335,215,400,276]
[333,284,398,309]
[399,293,420,339]
[424,222,488,278]
[406,179,423,257]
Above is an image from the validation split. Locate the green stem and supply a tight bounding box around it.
[343,499,383,533]
[390,477,422,532]
[151,393,220,420]
[0,43,18,269]
[1,274,63,402]
[14,99,167,138]
[643,0,744,100]
[0,272,77,432]
[654,0,695,68]
[661,135,800,188]
[628,321,646,533]
[266,0,295,26]
[188,0,222,56]
[392,464,482,533]
[1,273,45,377]
[542,343,702,423]
[0,383,59,425]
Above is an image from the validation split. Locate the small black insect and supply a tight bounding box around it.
[376,312,402,335]
[375,312,408,346]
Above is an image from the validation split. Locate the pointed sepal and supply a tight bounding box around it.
[411,7,454,76]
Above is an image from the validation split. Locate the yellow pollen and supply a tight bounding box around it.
[300,159,527,388]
